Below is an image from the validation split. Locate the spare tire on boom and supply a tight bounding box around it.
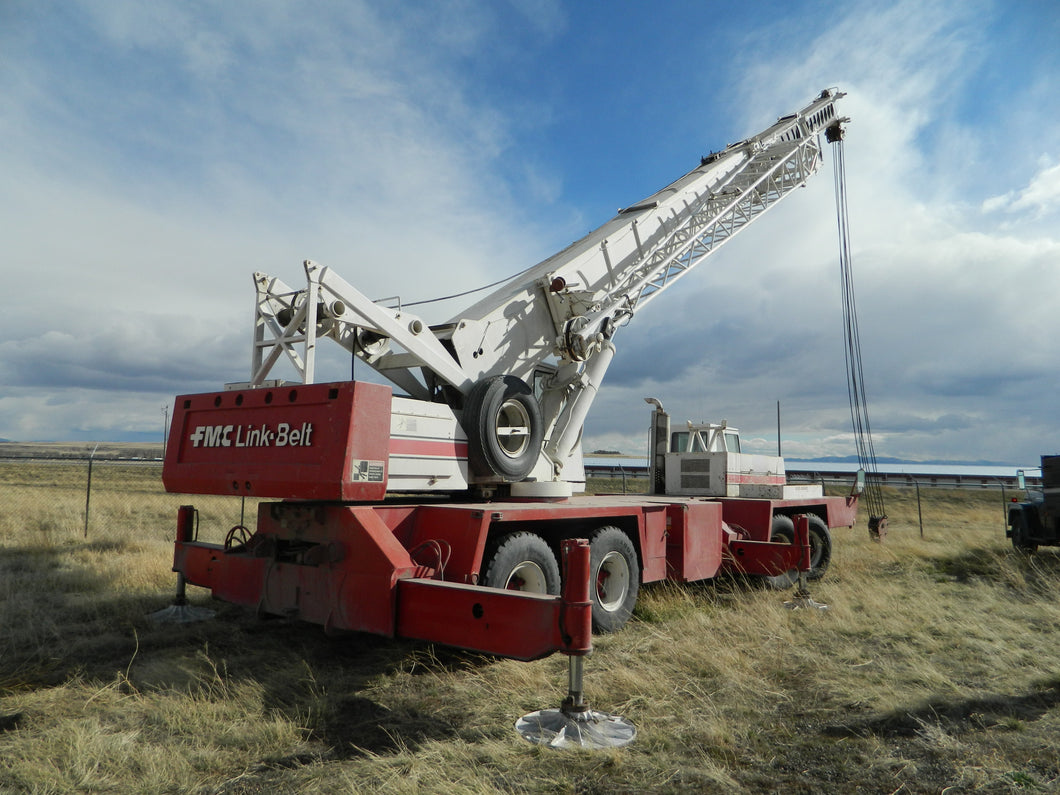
[463,375,544,482]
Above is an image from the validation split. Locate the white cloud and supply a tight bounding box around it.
[0,388,171,443]
[1,0,1058,465]
[983,161,1060,218]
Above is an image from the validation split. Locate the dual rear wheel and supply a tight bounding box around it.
[481,516,835,627]
[762,513,832,589]
[482,527,639,634]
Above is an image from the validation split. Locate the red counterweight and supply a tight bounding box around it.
[163,381,392,501]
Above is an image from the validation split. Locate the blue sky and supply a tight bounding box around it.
[2,0,1059,465]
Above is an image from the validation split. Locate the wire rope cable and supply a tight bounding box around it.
[831,133,887,530]
[383,269,525,309]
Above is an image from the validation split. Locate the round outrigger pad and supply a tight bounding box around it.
[148,573,215,624]
[148,602,216,624]
[515,655,636,749]
[516,706,637,749]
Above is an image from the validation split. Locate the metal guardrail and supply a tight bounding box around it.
[3,453,1036,492]
[787,471,1038,491]
[583,462,1039,491]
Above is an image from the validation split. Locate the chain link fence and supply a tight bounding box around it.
[1,452,1025,546]
[0,454,255,544]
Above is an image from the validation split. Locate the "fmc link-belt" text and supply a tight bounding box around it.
[189,422,314,448]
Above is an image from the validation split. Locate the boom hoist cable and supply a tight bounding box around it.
[827,122,888,539]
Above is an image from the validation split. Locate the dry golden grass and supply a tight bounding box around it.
[2,466,1060,794]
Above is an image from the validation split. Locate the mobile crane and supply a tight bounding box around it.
[162,89,858,664]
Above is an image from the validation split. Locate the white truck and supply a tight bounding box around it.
[645,398,837,586]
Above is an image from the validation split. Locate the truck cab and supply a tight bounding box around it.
[1008,455,1060,552]
[649,407,823,500]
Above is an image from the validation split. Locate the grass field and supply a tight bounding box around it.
[2,463,1058,794]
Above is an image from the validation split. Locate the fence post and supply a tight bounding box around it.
[999,481,1007,535]
[913,477,923,538]
[83,443,99,539]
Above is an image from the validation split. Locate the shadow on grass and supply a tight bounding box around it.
[192,617,499,758]
[923,543,1060,588]
[825,678,1060,739]
[0,539,499,758]
[0,541,142,689]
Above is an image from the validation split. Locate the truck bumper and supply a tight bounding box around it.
[174,525,591,662]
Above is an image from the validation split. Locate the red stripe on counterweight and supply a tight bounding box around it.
[390,438,469,458]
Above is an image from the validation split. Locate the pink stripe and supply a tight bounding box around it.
[390,438,469,458]
[728,474,786,485]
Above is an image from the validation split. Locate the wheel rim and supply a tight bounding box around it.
[496,398,532,459]
[595,551,630,611]
[504,561,548,592]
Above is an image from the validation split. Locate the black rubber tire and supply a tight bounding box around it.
[1010,512,1038,553]
[805,514,832,581]
[588,526,640,634]
[464,375,543,482]
[762,514,833,589]
[762,514,798,590]
[482,532,561,594]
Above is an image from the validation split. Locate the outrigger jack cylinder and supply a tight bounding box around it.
[783,515,830,612]
[516,539,637,749]
[149,506,216,624]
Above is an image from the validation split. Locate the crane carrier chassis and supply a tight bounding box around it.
[164,380,858,660]
[160,89,859,662]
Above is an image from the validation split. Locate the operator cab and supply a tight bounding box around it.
[670,421,741,455]
[646,399,821,500]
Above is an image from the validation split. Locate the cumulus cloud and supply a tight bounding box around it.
[983,161,1060,218]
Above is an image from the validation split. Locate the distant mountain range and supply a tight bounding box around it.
[787,455,1019,468]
